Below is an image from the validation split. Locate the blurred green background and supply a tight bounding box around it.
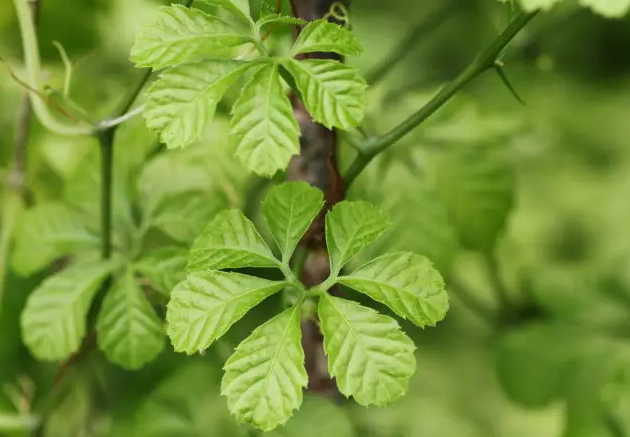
[3,0,630,436]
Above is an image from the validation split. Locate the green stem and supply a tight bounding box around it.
[12,0,93,136]
[98,131,114,260]
[252,38,269,57]
[94,0,197,259]
[365,2,454,85]
[0,192,22,325]
[0,0,37,328]
[344,11,538,187]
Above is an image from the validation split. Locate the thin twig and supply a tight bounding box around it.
[11,0,93,135]
[365,2,454,85]
[98,130,114,260]
[34,0,193,428]
[0,0,39,328]
[344,11,538,187]
[96,104,145,130]
[0,54,82,122]
[51,41,72,97]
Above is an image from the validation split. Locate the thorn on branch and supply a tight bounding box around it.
[494,61,526,106]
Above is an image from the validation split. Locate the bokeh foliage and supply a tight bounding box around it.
[3,0,630,435]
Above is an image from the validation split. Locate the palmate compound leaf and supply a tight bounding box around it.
[282,58,367,130]
[221,304,307,431]
[12,203,99,276]
[96,270,165,369]
[187,209,278,272]
[144,60,252,149]
[230,62,300,177]
[262,182,324,262]
[130,5,252,69]
[291,19,363,57]
[167,271,286,354]
[338,252,449,328]
[20,261,114,361]
[318,294,416,406]
[325,201,391,276]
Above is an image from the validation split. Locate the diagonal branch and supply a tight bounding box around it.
[344,11,538,187]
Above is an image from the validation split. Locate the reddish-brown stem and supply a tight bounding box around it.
[288,0,350,396]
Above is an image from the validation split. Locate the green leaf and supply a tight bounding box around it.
[128,362,240,437]
[508,0,630,18]
[338,252,449,328]
[135,247,188,297]
[256,14,306,30]
[318,294,416,406]
[151,191,227,243]
[187,209,278,272]
[267,396,355,437]
[145,60,251,149]
[136,146,234,216]
[283,59,366,130]
[515,0,563,11]
[41,375,94,437]
[325,201,390,276]
[291,19,362,57]
[167,271,285,354]
[262,182,324,262]
[435,144,515,253]
[384,187,459,275]
[64,147,135,237]
[96,270,165,369]
[12,203,99,276]
[578,0,630,18]
[495,323,583,408]
[230,62,300,177]
[20,261,114,361]
[221,304,307,431]
[130,5,251,69]
[198,0,252,24]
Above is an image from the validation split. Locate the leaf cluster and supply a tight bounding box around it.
[166,181,449,430]
[13,142,240,370]
[130,0,367,177]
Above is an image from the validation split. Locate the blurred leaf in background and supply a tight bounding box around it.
[4,0,630,436]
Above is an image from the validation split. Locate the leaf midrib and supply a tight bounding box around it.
[323,295,375,389]
[166,64,250,112]
[251,305,300,423]
[180,280,286,351]
[339,276,433,325]
[190,244,277,265]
